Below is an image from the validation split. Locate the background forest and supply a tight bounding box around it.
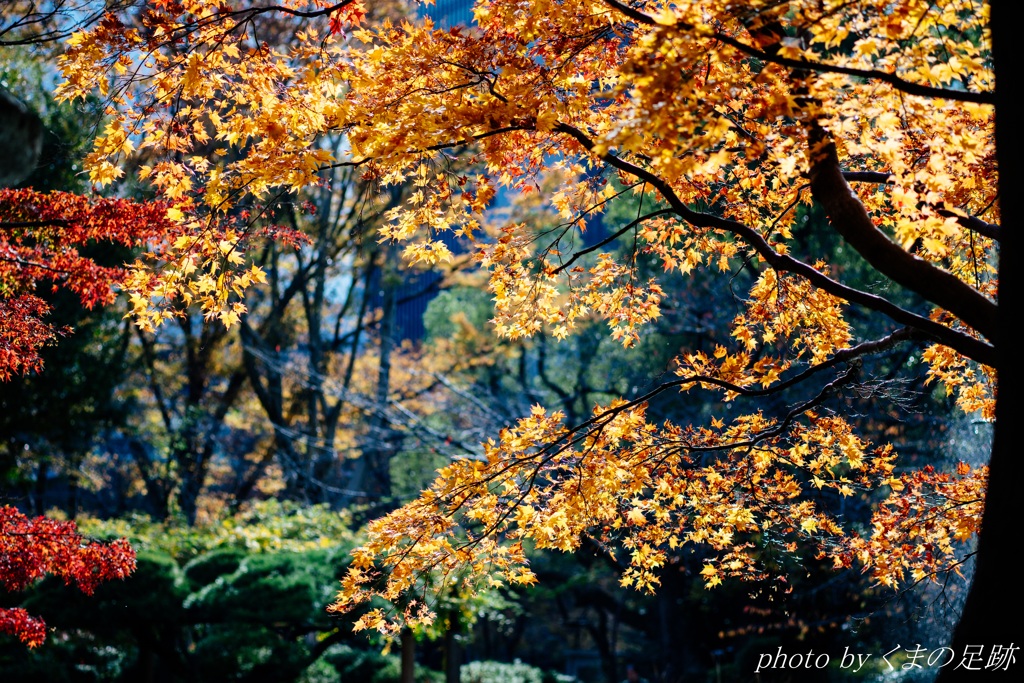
[0,1,1000,682]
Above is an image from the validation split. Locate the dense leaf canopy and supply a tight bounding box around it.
[4,0,1001,645]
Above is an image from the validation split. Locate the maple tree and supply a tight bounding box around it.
[1,501,358,678]
[0,188,179,379]
[40,0,1018,657]
[0,505,135,647]
[0,188,161,647]
[0,45,159,650]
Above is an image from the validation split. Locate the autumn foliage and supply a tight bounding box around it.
[0,506,136,647]
[0,188,175,379]
[25,0,1003,641]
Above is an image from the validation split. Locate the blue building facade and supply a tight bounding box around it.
[421,0,476,27]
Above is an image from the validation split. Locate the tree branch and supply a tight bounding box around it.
[841,172,1002,241]
[841,171,894,184]
[713,33,994,105]
[807,123,997,341]
[552,208,676,274]
[0,220,70,230]
[935,208,1001,242]
[552,121,996,366]
[601,0,994,105]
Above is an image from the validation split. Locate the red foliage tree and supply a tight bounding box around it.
[0,187,174,379]
[1,189,168,645]
[0,505,136,647]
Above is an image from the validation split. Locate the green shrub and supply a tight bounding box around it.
[461,659,577,683]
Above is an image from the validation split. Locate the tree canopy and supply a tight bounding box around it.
[3,0,1014,663]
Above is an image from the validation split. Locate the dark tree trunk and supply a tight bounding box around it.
[401,627,416,683]
[370,246,399,498]
[444,609,463,683]
[940,1,1024,677]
